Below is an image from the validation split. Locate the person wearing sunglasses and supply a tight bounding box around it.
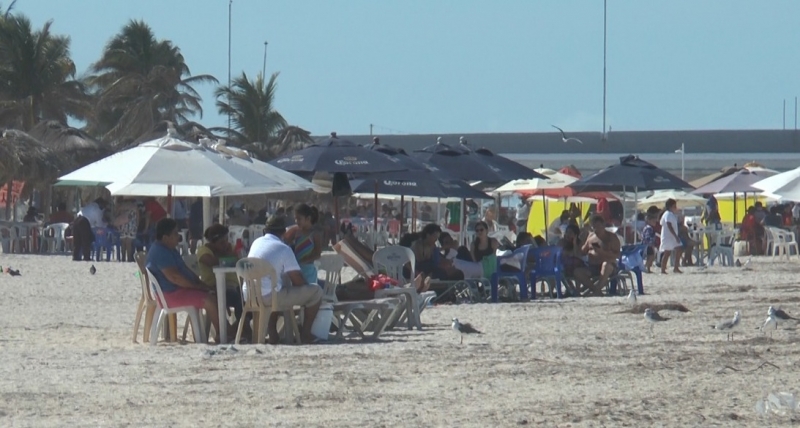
[470,221,500,262]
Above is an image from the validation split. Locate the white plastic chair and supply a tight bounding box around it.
[41,222,69,253]
[773,229,798,259]
[177,229,190,255]
[372,246,423,330]
[235,257,301,345]
[0,225,17,253]
[146,267,206,345]
[132,252,157,343]
[228,225,247,249]
[765,227,778,256]
[247,224,265,247]
[315,254,344,301]
[708,231,735,267]
[182,254,200,275]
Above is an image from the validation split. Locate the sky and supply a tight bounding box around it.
[15,0,800,136]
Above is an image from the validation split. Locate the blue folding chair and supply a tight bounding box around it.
[490,244,533,302]
[92,227,121,261]
[611,244,646,296]
[529,246,565,299]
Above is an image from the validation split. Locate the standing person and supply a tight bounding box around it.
[641,214,658,273]
[112,197,139,262]
[283,204,324,286]
[188,198,203,254]
[702,194,721,227]
[247,216,323,344]
[445,201,461,232]
[143,197,167,235]
[72,198,107,261]
[659,199,683,274]
[172,198,188,231]
[516,200,530,233]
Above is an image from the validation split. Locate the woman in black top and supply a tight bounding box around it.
[471,221,500,262]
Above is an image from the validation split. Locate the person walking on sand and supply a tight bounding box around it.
[659,199,683,274]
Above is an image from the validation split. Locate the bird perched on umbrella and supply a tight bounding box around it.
[452,318,481,344]
[89,265,96,275]
[551,125,584,144]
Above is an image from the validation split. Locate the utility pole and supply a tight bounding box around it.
[602,0,607,141]
[784,99,786,130]
[227,0,233,133]
[370,124,373,136]
[262,41,268,77]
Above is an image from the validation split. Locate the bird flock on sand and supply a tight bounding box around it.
[638,293,795,340]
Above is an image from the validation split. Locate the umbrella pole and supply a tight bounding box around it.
[733,193,737,227]
[373,182,379,250]
[542,193,547,243]
[166,185,173,218]
[219,196,225,224]
[460,198,465,246]
[202,197,212,235]
[400,194,405,234]
[633,186,638,244]
[412,199,417,232]
[334,195,339,241]
[437,198,441,225]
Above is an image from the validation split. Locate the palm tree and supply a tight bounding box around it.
[0,9,90,130]
[214,71,312,159]
[87,20,217,143]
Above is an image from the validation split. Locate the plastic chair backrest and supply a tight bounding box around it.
[235,257,279,311]
[373,245,415,283]
[315,254,344,298]
[182,254,200,275]
[248,225,266,241]
[496,244,532,273]
[145,267,171,309]
[134,252,156,304]
[228,226,247,245]
[532,246,561,276]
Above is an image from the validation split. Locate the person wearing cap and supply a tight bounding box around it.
[247,215,323,344]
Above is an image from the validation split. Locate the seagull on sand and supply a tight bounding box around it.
[551,125,584,144]
[452,318,482,344]
[644,308,669,335]
[627,289,637,305]
[769,306,797,326]
[711,311,740,341]
[89,265,96,275]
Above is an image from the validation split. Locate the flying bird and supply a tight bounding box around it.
[627,289,637,305]
[89,265,96,275]
[452,318,482,344]
[643,308,669,335]
[551,125,584,144]
[711,311,740,341]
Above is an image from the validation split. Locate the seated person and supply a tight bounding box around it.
[146,218,226,342]
[559,224,590,296]
[471,221,500,262]
[515,232,535,248]
[574,215,621,296]
[547,210,570,244]
[196,224,244,328]
[439,232,482,278]
[411,224,463,282]
[247,216,323,344]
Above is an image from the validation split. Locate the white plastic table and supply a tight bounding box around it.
[213,266,237,343]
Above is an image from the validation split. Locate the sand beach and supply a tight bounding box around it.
[0,253,799,426]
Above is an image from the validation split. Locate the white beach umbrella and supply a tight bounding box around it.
[492,169,575,195]
[57,134,321,228]
[752,166,800,202]
[636,190,707,210]
[58,135,320,196]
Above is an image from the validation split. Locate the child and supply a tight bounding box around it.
[642,214,657,273]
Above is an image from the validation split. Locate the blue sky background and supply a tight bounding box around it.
[16,0,800,135]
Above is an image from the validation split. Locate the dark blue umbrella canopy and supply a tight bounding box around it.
[269,135,406,174]
[412,139,509,183]
[353,142,491,199]
[568,155,693,192]
[454,140,547,181]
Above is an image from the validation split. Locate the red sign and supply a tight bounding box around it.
[0,181,25,208]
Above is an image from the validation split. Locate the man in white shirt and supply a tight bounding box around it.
[516,201,530,232]
[247,216,322,344]
[659,198,683,274]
